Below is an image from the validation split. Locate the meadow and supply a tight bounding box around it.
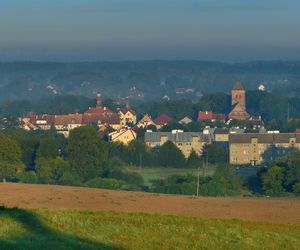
[1,208,300,250]
[126,166,215,185]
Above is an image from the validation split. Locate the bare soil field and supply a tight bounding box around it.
[1,183,300,224]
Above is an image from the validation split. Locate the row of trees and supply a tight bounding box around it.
[151,164,242,196]
[244,150,300,196]
[1,125,300,197]
[0,127,144,190]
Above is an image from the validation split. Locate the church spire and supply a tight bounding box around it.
[232,80,244,91]
[96,92,102,108]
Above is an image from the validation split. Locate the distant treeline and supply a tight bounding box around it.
[1,61,300,101]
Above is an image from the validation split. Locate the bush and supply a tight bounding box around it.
[86,178,124,190]
[108,168,144,186]
[57,171,82,186]
[18,171,38,184]
[293,182,300,196]
[151,174,198,195]
[201,164,241,196]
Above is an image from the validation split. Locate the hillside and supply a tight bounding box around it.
[1,208,300,250]
[1,183,300,225]
[1,61,300,102]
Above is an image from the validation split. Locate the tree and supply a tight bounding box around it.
[35,157,53,183]
[205,144,227,164]
[127,140,148,167]
[262,166,285,196]
[36,137,59,159]
[293,182,300,196]
[284,152,300,192]
[0,134,24,182]
[202,164,241,196]
[158,141,186,168]
[66,126,108,181]
[187,150,202,168]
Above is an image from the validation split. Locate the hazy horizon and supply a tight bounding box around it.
[1,0,300,61]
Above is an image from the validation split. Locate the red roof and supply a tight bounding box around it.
[82,114,102,125]
[198,111,226,122]
[84,106,112,115]
[198,111,214,121]
[83,113,120,125]
[296,128,300,133]
[99,113,120,125]
[29,114,55,125]
[153,114,172,125]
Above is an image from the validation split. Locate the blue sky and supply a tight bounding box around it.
[0,0,300,61]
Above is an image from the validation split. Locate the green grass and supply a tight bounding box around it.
[1,208,300,250]
[127,166,216,185]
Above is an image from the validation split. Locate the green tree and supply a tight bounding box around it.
[36,137,59,159]
[127,140,148,167]
[187,150,202,168]
[205,144,227,164]
[66,126,108,181]
[0,134,25,182]
[158,141,186,168]
[285,152,300,192]
[293,182,300,196]
[262,166,285,196]
[202,164,241,196]
[35,157,53,183]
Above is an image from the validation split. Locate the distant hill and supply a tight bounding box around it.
[0,61,300,102]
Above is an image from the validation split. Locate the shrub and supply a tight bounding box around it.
[293,182,300,196]
[108,168,144,186]
[86,178,124,190]
[18,171,38,184]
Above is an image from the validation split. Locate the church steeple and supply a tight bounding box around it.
[229,80,250,120]
[96,92,102,108]
[232,80,244,91]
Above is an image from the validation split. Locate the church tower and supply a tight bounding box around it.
[96,92,102,108]
[231,80,246,110]
[229,81,250,120]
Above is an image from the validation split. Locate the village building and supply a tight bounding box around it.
[178,116,193,125]
[229,133,300,165]
[153,114,172,130]
[144,130,211,158]
[198,111,226,123]
[24,114,55,130]
[228,81,250,120]
[54,114,83,137]
[109,127,137,145]
[136,114,156,128]
[118,107,137,126]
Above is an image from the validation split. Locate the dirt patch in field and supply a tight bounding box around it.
[1,183,300,224]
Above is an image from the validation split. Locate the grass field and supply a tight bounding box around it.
[127,166,215,185]
[1,208,300,250]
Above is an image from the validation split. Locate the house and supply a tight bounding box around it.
[198,111,226,123]
[178,116,193,125]
[153,114,172,130]
[98,113,121,130]
[118,107,136,126]
[214,128,230,142]
[229,133,300,165]
[109,127,137,145]
[55,114,83,130]
[175,88,186,94]
[144,130,211,158]
[28,114,55,130]
[137,114,156,128]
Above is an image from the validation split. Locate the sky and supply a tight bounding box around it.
[0,0,300,61]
